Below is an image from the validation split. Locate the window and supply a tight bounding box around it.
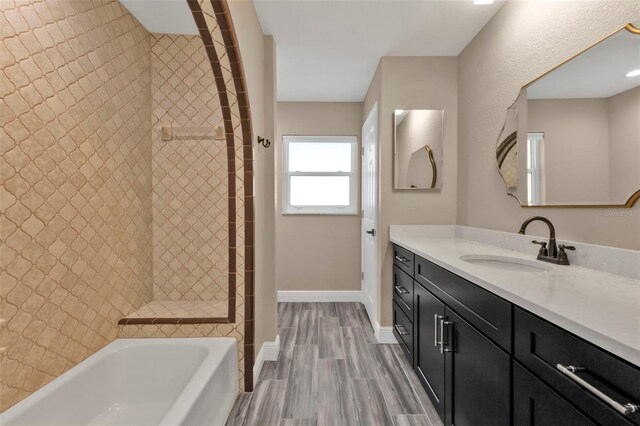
[282,135,357,214]
[527,132,544,205]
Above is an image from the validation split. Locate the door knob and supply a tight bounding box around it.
[366,229,375,236]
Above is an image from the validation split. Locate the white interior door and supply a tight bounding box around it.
[361,103,378,329]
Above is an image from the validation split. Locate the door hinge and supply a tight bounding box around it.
[361,272,364,280]
[361,146,364,156]
[361,209,364,218]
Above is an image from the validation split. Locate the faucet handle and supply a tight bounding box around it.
[532,240,548,256]
[557,244,575,265]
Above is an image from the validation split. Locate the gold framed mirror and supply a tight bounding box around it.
[496,23,640,208]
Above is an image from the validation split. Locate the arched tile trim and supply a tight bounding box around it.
[210,0,255,394]
[187,0,255,391]
[187,0,237,325]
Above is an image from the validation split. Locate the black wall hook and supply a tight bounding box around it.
[257,136,271,148]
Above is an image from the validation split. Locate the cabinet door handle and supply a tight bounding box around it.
[557,364,640,416]
[441,320,454,353]
[394,285,409,295]
[434,314,444,347]
[394,324,409,336]
[395,255,409,263]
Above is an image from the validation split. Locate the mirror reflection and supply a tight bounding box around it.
[497,26,640,207]
[394,109,444,189]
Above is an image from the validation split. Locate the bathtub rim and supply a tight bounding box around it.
[1,337,239,425]
[160,337,238,425]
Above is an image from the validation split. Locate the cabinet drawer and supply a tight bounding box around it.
[415,255,512,351]
[393,301,413,363]
[514,362,596,426]
[514,308,640,425]
[393,244,414,277]
[393,265,414,319]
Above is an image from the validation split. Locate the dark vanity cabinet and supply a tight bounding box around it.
[394,247,511,426]
[413,270,510,426]
[392,245,415,361]
[392,244,640,426]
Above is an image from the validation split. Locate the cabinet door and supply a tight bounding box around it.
[447,308,510,426]
[514,362,597,426]
[414,283,446,423]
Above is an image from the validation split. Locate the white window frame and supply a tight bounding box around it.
[527,132,544,205]
[282,135,358,215]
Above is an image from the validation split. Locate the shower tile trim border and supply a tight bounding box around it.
[117,317,230,325]
[187,0,256,392]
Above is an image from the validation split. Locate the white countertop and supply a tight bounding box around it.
[390,229,640,366]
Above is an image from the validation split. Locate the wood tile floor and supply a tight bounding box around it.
[226,302,443,426]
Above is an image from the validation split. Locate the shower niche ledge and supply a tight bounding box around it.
[118,300,229,325]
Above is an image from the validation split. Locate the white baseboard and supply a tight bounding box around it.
[253,335,280,382]
[375,322,398,344]
[277,290,362,303]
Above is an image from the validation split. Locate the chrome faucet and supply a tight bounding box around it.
[518,216,575,265]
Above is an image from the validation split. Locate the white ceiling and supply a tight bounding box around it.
[528,29,640,99]
[118,0,198,35]
[254,0,505,101]
[119,0,505,101]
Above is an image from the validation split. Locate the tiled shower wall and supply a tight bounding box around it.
[118,10,251,388]
[0,0,153,411]
[150,34,229,302]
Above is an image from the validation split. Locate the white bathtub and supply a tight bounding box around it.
[1,338,238,426]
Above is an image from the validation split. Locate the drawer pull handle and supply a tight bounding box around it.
[394,285,410,295]
[557,364,640,416]
[394,324,409,336]
[434,314,444,347]
[395,255,409,263]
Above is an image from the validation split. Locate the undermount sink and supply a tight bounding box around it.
[459,254,553,273]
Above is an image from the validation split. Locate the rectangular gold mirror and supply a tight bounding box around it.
[394,109,444,190]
